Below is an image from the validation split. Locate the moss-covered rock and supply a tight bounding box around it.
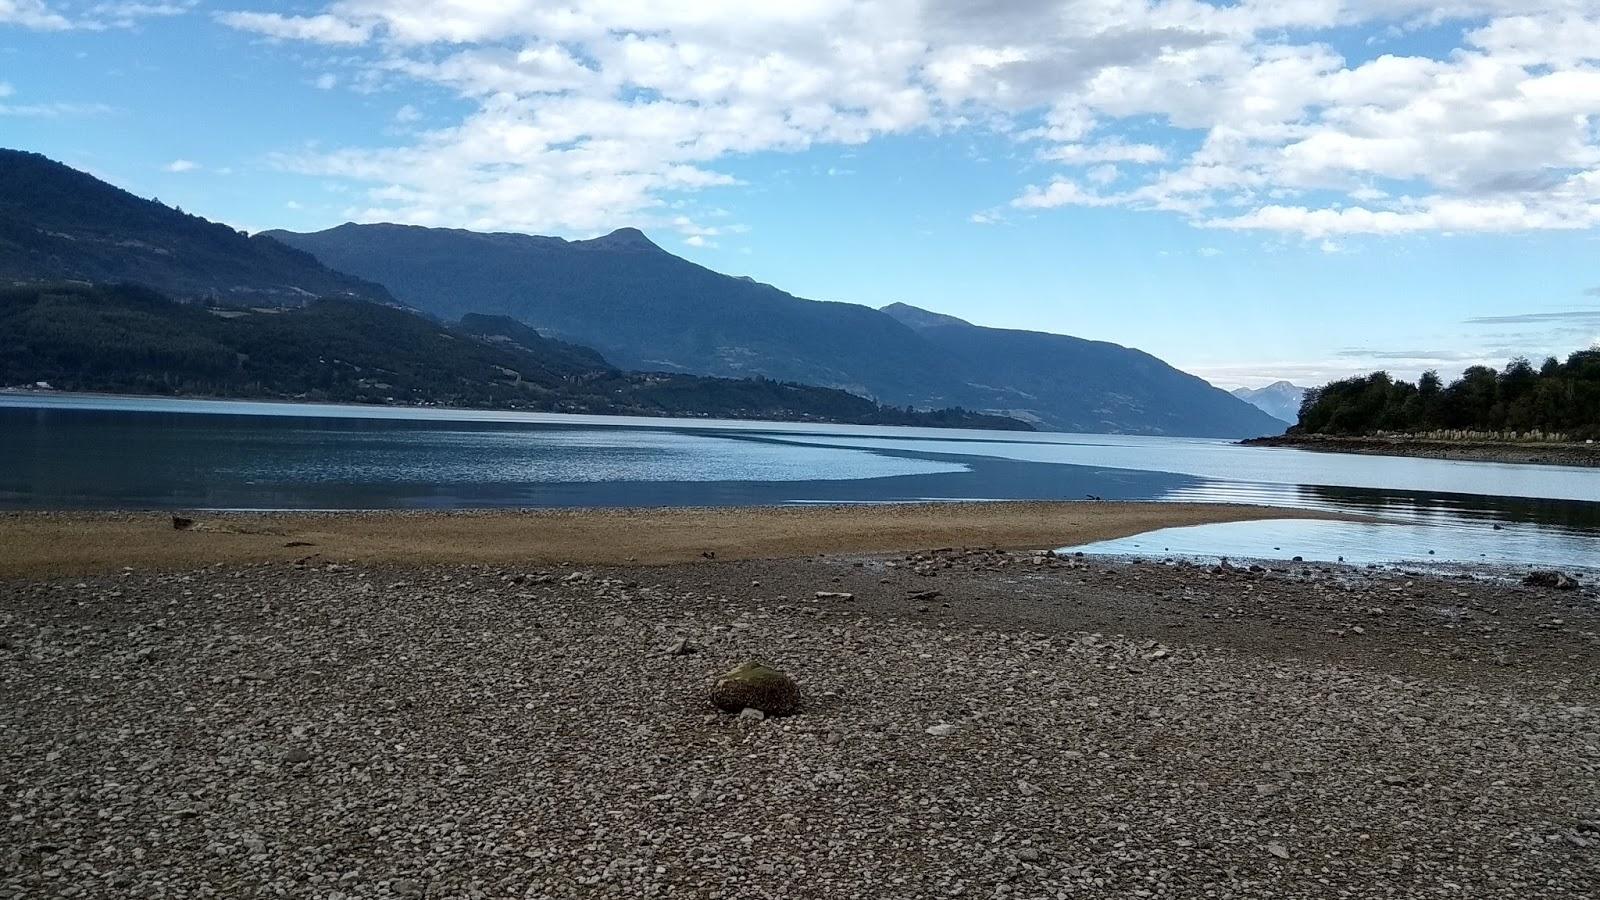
[709,659,801,716]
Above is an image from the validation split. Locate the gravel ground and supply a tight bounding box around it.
[3,550,1598,898]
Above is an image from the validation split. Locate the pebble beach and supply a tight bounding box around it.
[3,514,1598,898]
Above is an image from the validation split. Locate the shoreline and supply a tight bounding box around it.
[0,501,1349,578]
[1242,433,1600,467]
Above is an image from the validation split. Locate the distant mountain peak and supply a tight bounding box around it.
[880,302,974,331]
[1231,381,1307,425]
[579,227,662,253]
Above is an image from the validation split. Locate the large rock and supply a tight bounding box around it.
[1524,571,1580,590]
[709,660,800,716]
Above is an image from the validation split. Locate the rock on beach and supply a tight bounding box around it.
[709,659,801,716]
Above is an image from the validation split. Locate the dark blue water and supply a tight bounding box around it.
[3,394,1597,569]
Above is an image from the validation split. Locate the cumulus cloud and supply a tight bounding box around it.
[0,0,70,29]
[1011,178,1121,209]
[195,0,1600,238]
[164,158,199,172]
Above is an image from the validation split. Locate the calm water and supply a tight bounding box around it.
[3,394,1597,569]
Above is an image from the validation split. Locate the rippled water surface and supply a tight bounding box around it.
[3,394,1597,568]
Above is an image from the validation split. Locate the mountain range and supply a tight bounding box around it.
[1230,381,1308,425]
[1,282,1027,429]
[2,148,1285,436]
[266,223,1286,436]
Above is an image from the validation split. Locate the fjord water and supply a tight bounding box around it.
[2,394,1597,569]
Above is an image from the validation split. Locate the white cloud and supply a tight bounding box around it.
[1041,140,1167,165]
[314,73,338,90]
[0,0,69,29]
[195,1,1600,238]
[0,82,12,98]
[164,158,199,173]
[216,11,370,45]
[0,0,70,30]
[1206,196,1600,237]
[0,99,113,117]
[2,0,192,30]
[84,2,192,28]
[393,104,421,123]
[1086,164,1120,185]
[1011,178,1120,209]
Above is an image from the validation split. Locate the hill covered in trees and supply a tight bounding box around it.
[0,283,1030,430]
[1291,352,1600,441]
[0,149,396,307]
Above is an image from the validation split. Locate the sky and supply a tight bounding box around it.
[5,1,1600,389]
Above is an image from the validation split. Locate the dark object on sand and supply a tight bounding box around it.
[1523,570,1580,590]
[171,516,194,531]
[710,659,800,716]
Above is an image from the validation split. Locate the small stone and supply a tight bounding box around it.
[1255,783,1284,797]
[392,879,422,898]
[1266,843,1291,860]
[737,707,765,724]
[282,748,311,765]
[1016,848,1040,862]
[664,637,695,656]
[814,591,854,601]
[925,724,958,737]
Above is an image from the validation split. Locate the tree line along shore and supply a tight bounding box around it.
[1247,350,1600,466]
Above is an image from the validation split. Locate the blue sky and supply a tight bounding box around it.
[6,1,1600,388]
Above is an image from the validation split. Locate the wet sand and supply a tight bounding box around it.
[0,501,1350,578]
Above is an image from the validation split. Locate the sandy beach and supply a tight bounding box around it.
[0,502,1347,578]
[3,504,1597,898]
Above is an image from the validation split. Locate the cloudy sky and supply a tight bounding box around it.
[5,1,1600,388]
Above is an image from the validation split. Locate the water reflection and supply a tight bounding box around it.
[1064,518,1600,574]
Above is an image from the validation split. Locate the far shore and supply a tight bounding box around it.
[0,501,1353,578]
[1243,433,1600,468]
